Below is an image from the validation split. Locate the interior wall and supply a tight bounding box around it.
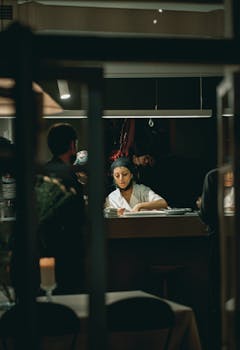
[18,3,224,37]
[103,76,221,163]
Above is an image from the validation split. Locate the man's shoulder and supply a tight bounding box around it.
[205,168,218,183]
[45,157,65,168]
[207,168,218,175]
[45,158,72,178]
[44,159,84,196]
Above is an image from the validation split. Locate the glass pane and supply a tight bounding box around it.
[217,74,240,350]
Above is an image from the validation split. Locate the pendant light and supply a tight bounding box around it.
[57,80,71,100]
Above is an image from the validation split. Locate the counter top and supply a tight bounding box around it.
[105,214,208,239]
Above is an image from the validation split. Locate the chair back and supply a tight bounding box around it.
[107,296,175,350]
[0,302,80,350]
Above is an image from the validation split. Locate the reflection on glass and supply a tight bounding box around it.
[224,171,234,214]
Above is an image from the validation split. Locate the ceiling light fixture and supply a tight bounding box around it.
[103,109,212,118]
[43,109,212,119]
[57,80,71,100]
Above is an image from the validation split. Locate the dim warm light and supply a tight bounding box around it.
[39,257,56,287]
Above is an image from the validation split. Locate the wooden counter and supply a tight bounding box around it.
[104,214,214,349]
[105,214,208,238]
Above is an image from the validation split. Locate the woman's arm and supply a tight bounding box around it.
[131,198,168,212]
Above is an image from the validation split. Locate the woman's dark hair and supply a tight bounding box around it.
[47,123,77,156]
[110,156,135,176]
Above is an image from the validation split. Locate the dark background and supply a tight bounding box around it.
[102,76,221,208]
[41,76,222,208]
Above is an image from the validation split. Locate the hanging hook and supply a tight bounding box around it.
[149,118,154,127]
[149,79,158,128]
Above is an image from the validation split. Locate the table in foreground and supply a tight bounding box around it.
[37,290,202,350]
[0,289,202,350]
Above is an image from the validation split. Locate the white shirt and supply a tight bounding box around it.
[105,183,163,211]
[224,187,234,209]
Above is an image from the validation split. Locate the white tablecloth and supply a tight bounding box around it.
[38,290,202,350]
[0,290,202,350]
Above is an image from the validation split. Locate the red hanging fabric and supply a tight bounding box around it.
[119,119,135,156]
[109,119,135,161]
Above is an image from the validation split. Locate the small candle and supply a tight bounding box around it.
[39,257,56,288]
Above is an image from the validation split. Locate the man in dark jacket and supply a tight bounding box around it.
[198,168,221,349]
[42,122,86,293]
[199,168,219,235]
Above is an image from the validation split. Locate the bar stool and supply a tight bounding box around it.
[149,265,185,298]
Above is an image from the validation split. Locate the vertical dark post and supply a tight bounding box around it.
[233,73,240,350]
[224,0,240,334]
[87,70,107,350]
[217,77,228,349]
[224,0,240,38]
[9,23,39,350]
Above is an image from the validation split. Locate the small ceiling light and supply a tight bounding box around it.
[158,9,163,13]
[153,19,157,24]
[57,80,71,100]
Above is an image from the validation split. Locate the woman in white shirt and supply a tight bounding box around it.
[105,157,168,214]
